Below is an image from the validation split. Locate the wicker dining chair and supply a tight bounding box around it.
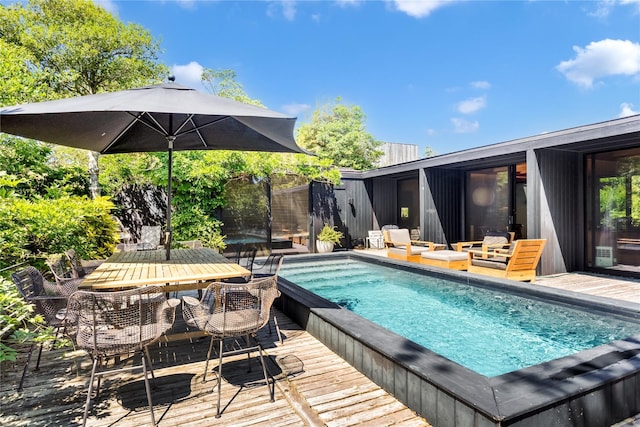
[251,254,284,343]
[181,276,279,418]
[65,286,180,427]
[223,246,257,283]
[11,266,69,392]
[45,254,84,296]
[64,249,104,278]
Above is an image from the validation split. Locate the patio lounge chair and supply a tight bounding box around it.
[66,286,180,427]
[384,228,445,262]
[454,230,514,253]
[10,266,69,392]
[181,277,278,417]
[467,238,546,282]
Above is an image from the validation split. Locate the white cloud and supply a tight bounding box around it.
[94,0,118,13]
[451,118,479,133]
[171,62,204,87]
[619,102,639,117]
[336,0,361,7]
[391,0,457,18]
[470,80,491,90]
[590,0,640,18]
[268,1,297,21]
[556,39,640,88]
[457,96,486,114]
[282,102,311,116]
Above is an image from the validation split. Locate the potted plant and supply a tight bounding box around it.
[316,224,344,253]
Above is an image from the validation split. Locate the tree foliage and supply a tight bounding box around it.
[202,68,265,107]
[0,0,166,97]
[296,98,383,170]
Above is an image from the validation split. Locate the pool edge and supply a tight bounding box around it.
[276,252,640,427]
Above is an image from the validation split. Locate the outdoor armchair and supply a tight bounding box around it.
[64,249,104,278]
[251,254,284,343]
[181,276,279,417]
[223,245,257,283]
[467,238,546,282]
[10,266,69,392]
[65,286,180,427]
[45,254,84,296]
[137,225,163,251]
[454,230,514,253]
[366,230,385,249]
[384,228,446,262]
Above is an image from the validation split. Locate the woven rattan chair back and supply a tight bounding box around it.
[138,225,161,250]
[249,255,284,343]
[11,266,69,391]
[181,276,278,417]
[64,249,104,278]
[251,254,283,278]
[45,254,82,296]
[66,286,175,358]
[66,285,179,427]
[11,266,67,324]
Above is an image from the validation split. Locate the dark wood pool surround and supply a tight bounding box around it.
[277,252,640,427]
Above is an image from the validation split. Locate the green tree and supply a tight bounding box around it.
[296,98,383,170]
[424,146,437,158]
[202,68,265,107]
[1,0,168,197]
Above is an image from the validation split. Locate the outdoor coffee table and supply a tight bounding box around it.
[419,249,468,270]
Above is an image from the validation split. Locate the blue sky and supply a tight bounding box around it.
[102,0,639,156]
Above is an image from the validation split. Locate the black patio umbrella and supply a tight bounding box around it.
[0,79,309,259]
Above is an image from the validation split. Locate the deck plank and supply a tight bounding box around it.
[0,305,430,427]
[4,254,639,426]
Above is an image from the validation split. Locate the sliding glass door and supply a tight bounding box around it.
[465,164,527,240]
[586,148,640,274]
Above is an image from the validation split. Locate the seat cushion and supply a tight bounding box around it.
[387,229,411,244]
[482,232,510,246]
[470,259,507,270]
[421,250,467,262]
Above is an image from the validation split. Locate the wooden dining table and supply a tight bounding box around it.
[80,248,252,342]
[80,247,251,293]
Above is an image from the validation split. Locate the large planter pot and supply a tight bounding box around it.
[316,240,335,253]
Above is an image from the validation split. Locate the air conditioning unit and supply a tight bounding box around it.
[595,246,614,267]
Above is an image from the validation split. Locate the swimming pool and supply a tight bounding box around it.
[275,252,640,427]
[279,258,640,377]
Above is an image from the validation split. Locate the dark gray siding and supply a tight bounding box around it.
[425,168,464,246]
[372,178,397,229]
[530,148,584,275]
[338,178,373,247]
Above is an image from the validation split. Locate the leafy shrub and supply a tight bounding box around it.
[0,277,62,363]
[0,196,119,270]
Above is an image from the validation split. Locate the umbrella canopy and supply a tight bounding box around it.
[0,80,308,259]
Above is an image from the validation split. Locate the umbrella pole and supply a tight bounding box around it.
[165,136,175,260]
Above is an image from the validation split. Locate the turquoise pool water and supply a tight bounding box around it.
[279,258,640,377]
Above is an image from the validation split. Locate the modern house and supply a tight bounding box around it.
[266,114,640,278]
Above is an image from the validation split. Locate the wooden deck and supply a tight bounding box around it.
[536,272,640,304]
[2,252,639,427]
[0,305,430,426]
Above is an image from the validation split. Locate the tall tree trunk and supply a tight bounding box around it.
[88,151,100,198]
